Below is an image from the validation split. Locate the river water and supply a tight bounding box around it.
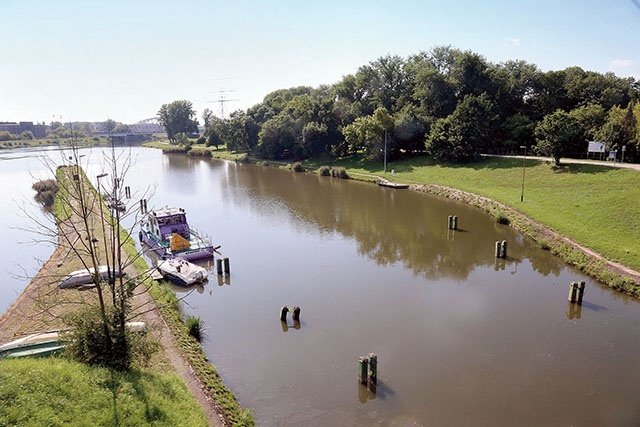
[2,146,640,426]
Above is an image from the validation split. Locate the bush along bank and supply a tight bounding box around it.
[412,183,640,297]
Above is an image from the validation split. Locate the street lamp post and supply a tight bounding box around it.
[520,145,527,202]
[383,129,387,174]
[96,173,110,270]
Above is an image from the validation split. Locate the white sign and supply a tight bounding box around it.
[588,141,605,153]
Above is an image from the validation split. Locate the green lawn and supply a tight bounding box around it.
[0,358,207,427]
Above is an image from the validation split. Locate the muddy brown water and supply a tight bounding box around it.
[3,147,640,426]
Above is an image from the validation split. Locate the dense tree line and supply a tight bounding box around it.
[194,46,640,163]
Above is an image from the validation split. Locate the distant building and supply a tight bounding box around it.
[0,121,47,138]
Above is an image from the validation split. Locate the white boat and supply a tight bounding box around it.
[0,331,64,359]
[157,258,209,286]
[59,265,125,289]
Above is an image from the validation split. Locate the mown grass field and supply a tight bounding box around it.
[0,358,208,427]
[316,155,640,272]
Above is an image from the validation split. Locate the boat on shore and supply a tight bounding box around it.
[139,206,216,261]
[157,258,209,286]
[378,179,409,189]
[0,331,65,359]
[59,265,125,289]
[0,322,146,359]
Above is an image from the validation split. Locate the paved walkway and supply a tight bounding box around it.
[483,154,640,171]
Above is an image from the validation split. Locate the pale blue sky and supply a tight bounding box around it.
[1,0,639,124]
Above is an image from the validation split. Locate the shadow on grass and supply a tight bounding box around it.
[327,154,621,176]
[105,369,168,426]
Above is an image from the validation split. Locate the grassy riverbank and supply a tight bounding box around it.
[0,358,207,426]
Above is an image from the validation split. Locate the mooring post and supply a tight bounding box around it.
[358,356,369,384]
[367,353,377,384]
[223,257,230,275]
[448,215,453,230]
[495,241,502,258]
[568,282,577,303]
[280,306,289,322]
[500,240,508,258]
[216,258,223,275]
[453,215,458,230]
[576,281,586,304]
[292,306,301,321]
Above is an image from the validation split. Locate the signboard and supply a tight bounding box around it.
[588,141,605,153]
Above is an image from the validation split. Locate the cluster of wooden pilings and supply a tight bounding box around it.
[568,281,586,304]
[358,353,378,392]
[215,257,231,276]
[447,215,459,230]
[280,305,301,322]
[279,306,301,332]
[495,240,508,258]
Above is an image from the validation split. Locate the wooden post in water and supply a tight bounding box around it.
[292,306,301,321]
[500,240,508,258]
[576,281,586,304]
[216,258,223,275]
[223,257,230,275]
[280,306,289,322]
[495,241,502,258]
[568,282,578,303]
[358,356,369,384]
[448,215,453,230]
[453,215,458,230]
[367,353,377,384]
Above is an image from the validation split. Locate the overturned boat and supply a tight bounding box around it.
[59,265,125,289]
[0,322,146,359]
[157,258,209,286]
[139,206,216,261]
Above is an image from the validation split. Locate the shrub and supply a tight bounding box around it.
[539,239,551,250]
[331,167,349,179]
[292,162,304,172]
[496,211,510,225]
[196,136,206,145]
[187,147,212,157]
[185,315,205,342]
[32,179,58,208]
[64,306,157,371]
[319,166,331,176]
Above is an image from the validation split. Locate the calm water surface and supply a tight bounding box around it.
[2,147,640,426]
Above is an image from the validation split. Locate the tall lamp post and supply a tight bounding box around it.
[383,129,387,174]
[520,145,527,202]
[96,173,109,269]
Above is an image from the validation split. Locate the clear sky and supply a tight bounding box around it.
[1,0,639,125]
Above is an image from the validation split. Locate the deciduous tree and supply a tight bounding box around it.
[157,100,199,144]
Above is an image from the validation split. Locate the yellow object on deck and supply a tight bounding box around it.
[170,233,191,251]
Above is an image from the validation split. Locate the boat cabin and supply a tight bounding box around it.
[147,207,191,241]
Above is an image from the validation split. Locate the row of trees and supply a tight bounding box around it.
[160,46,640,164]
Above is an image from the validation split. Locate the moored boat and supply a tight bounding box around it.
[157,258,209,286]
[139,206,216,261]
